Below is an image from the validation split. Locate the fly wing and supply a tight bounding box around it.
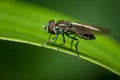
[55,20,71,27]
[85,24,111,35]
[71,22,111,35]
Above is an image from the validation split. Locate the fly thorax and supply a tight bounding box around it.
[53,27,60,33]
[58,24,66,27]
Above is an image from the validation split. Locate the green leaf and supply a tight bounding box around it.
[0,1,120,76]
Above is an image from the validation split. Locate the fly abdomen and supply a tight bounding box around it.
[78,32,96,40]
[88,34,96,40]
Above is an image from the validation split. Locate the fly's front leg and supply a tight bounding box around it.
[47,33,59,43]
[42,34,51,46]
[48,34,51,42]
[42,33,59,46]
[52,34,59,43]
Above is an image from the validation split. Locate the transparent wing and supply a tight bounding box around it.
[71,22,111,35]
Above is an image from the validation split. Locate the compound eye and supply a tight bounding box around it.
[49,20,54,23]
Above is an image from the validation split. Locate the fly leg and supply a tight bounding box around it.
[66,33,79,52]
[47,33,59,43]
[42,34,51,46]
[51,34,59,43]
[48,33,51,42]
[72,35,79,52]
[60,33,65,45]
[71,35,76,49]
[57,34,65,51]
[42,33,59,46]
[64,33,73,49]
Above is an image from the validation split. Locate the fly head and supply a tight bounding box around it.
[45,20,60,34]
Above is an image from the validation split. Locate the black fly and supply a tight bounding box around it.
[44,20,110,52]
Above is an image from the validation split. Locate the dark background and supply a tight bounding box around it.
[0,0,120,80]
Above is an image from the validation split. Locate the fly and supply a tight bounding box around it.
[44,20,111,52]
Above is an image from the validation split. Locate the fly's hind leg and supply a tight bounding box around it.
[75,38,79,52]
[66,33,79,52]
[71,35,77,49]
[71,36,79,52]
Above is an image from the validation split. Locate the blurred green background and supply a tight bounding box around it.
[0,0,120,80]
[19,0,120,42]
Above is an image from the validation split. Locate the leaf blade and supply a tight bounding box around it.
[0,1,120,76]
